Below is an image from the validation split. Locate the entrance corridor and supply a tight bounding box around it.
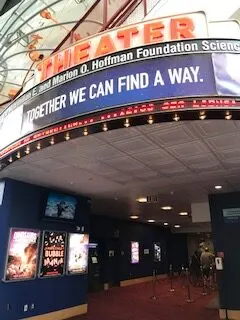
[74,279,219,320]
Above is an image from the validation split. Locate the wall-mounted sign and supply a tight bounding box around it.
[67,233,89,274]
[215,257,224,270]
[39,231,67,278]
[144,249,150,255]
[109,250,115,257]
[131,241,139,264]
[223,208,240,223]
[36,12,208,82]
[91,256,98,264]
[4,228,40,282]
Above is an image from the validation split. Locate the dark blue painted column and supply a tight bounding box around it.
[209,192,240,318]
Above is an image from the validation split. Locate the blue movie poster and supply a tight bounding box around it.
[44,193,77,220]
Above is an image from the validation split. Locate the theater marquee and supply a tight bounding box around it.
[0,12,239,165]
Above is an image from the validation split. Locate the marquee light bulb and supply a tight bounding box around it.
[65,132,70,140]
[8,156,13,163]
[124,118,130,128]
[102,123,108,132]
[199,111,206,120]
[225,111,232,120]
[173,113,180,121]
[25,146,30,154]
[50,137,55,145]
[148,115,154,124]
[16,152,21,159]
[83,127,88,136]
[36,143,41,150]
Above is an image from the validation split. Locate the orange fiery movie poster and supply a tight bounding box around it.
[5,229,40,281]
[39,231,66,277]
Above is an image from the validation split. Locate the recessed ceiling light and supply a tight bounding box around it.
[179,212,188,216]
[163,222,169,226]
[148,219,155,223]
[215,185,222,190]
[174,224,181,228]
[137,197,147,203]
[130,215,139,219]
[161,206,172,210]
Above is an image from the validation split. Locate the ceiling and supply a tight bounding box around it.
[2,119,240,229]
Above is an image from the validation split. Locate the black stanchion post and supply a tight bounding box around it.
[209,265,213,291]
[201,266,207,296]
[185,268,194,303]
[225,309,229,320]
[181,265,186,288]
[150,269,158,300]
[169,264,175,292]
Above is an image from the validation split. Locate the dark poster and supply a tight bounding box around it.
[39,231,66,277]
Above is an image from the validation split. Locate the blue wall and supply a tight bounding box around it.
[0,178,189,319]
[209,192,240,310]
[0,179,90,320]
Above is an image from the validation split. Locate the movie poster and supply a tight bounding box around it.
[131,241,139,264]
[154,242,161,262]
[4,228,40,282]
[39,231,66,278]
[67,233,89,275]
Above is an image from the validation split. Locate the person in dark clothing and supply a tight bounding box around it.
[201,247,214,279]
[190,250,201,286]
